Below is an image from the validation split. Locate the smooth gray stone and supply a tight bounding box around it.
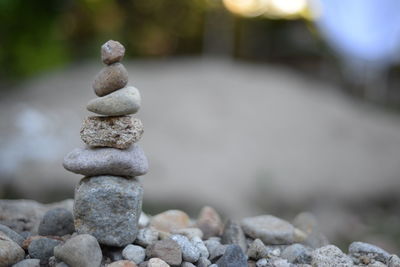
[349,241,390,263]
[92,63,128,97]
[54,234,102,267]
[28,237,61,261]
[281,243,312,264]
[74,176,143,247]
[12,259,40,267]
[63,144,148,177]
[122,244,146,264]
[87,86,141,116]
[0,224,24,246]
[38,208,74,236]
[134,228,159,247]
[0,232,25,267]
[311,245,353,267]
[221,219,247,253]
[204,239,227,261]
[216,244,247,267]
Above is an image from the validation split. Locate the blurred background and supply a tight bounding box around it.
[1,0,400,253]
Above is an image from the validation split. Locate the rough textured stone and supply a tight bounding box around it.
[28,237,61,261]
[147,258,169,267]
[196,257,211,267]
[12,259,41,267]
[349,241,390,263]
[135,228,159,247]
[101,40,125,65]
[221,219,247,253]
[88,86,141,116]
[255,258,269,267]
[122,244,146,264]
[107,260,138,267]
[0,224,24,246]
[388,255,400,267]
[150,210,190,233]
[38,208,74,237]
[241,215,297,245]
[204,239,227,261]
[311,245,353,267]
[93,63,128,97]
[80,116,143,149]
[63,144,148,177]
[0,231,25,267]
[247,239,269,260]
[191,236,209,259]
[216,244,247,267]
[146,239,182,266]
[170,234,200,263]
[281,243,312,264]
[74,176,143,246]
[196,206,223,239]
[54,234,102,267]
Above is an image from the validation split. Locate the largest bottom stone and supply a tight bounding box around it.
[74,175,143,247]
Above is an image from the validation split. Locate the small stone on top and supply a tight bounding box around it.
[101,40,125,65]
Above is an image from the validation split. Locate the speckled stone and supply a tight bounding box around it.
[93,63,128,97]
[74,176,143,246]
[38,208,75,237]
[216,244,247,267]
[28,237,61,261]
[87,86,141,116]
[63,144,148,177]
[80,116,143,149]
[101,40,125,65]
[146,239,182,266]
[311,245,353,267]
[0,231,25,266]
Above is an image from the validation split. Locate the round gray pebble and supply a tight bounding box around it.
[170,234,200,263]
[122,244,146,264]
[38,208,75,236]
[28,237,61,261]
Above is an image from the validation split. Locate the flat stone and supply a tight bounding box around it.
[38,208,74,237]
[107,260,138,267]
[147,258,170,267]
[146,239,182,266]
[88,86,141,116]
[12,259,41,267]
[311,245,353,267]
[93,63,128,97]
[28,237,61,261]
[135,228,159,247]
[74,176,143,246]
[0,231,25,267]
[281,243,312,264]
[221,219,247,253]
[241,215,296,245]
[102,40,125,65]
[80,116,143,149]
[349,241,390,263]
[196,206,223,239]
[170,234,200,263]
[216,244,247,267]
[122,244,146,264]
[0,224,24,246]
[150,210,190,233]
[54,234,102,267]
[63,144,148,177]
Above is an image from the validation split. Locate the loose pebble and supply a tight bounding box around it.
[93,63,128,97]
[147,258,170,267]
[146,239,182,266]
[280,243,312,264]
[256,258,269,267]
[107,260,138,267]
[271,258,292,267]
[122,244,146,264]
[349,241,390,264]
[80,116,143,149]
[247,239,269,260]
[38,208,75,237]
[196,256,211,267]
[388,254,400,267]
[170,234,200,263]
[204,239,227,261]
[135,228,159,247]
[191,236,209,259]
[172,228,203,239]
[74,176,143,246]
[241,215,297,245]
[28,237,61,261]
[63,144,148,177]
[181,262,196,267]
[216,244,248,267]
[139,212,151,228]
[101,40,125,65]
[196,206,223,239]
[150,210,190,233]
[311,245,353,267]
[0,224,24,246]
[0,231,25,267]
[54,234,102,267]
[11,259,40,267]
[221,219,247,253]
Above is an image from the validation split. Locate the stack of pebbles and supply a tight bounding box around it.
[63,40,148,247]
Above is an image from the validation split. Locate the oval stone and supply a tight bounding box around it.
[87,86,141,116]
[63,144,148,177]
[93,63,128,97]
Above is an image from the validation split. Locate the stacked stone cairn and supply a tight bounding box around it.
[63,40,148,247]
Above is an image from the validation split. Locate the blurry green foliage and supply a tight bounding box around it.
[0,0,209,80]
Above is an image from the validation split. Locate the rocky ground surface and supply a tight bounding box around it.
[0,199,399,267]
